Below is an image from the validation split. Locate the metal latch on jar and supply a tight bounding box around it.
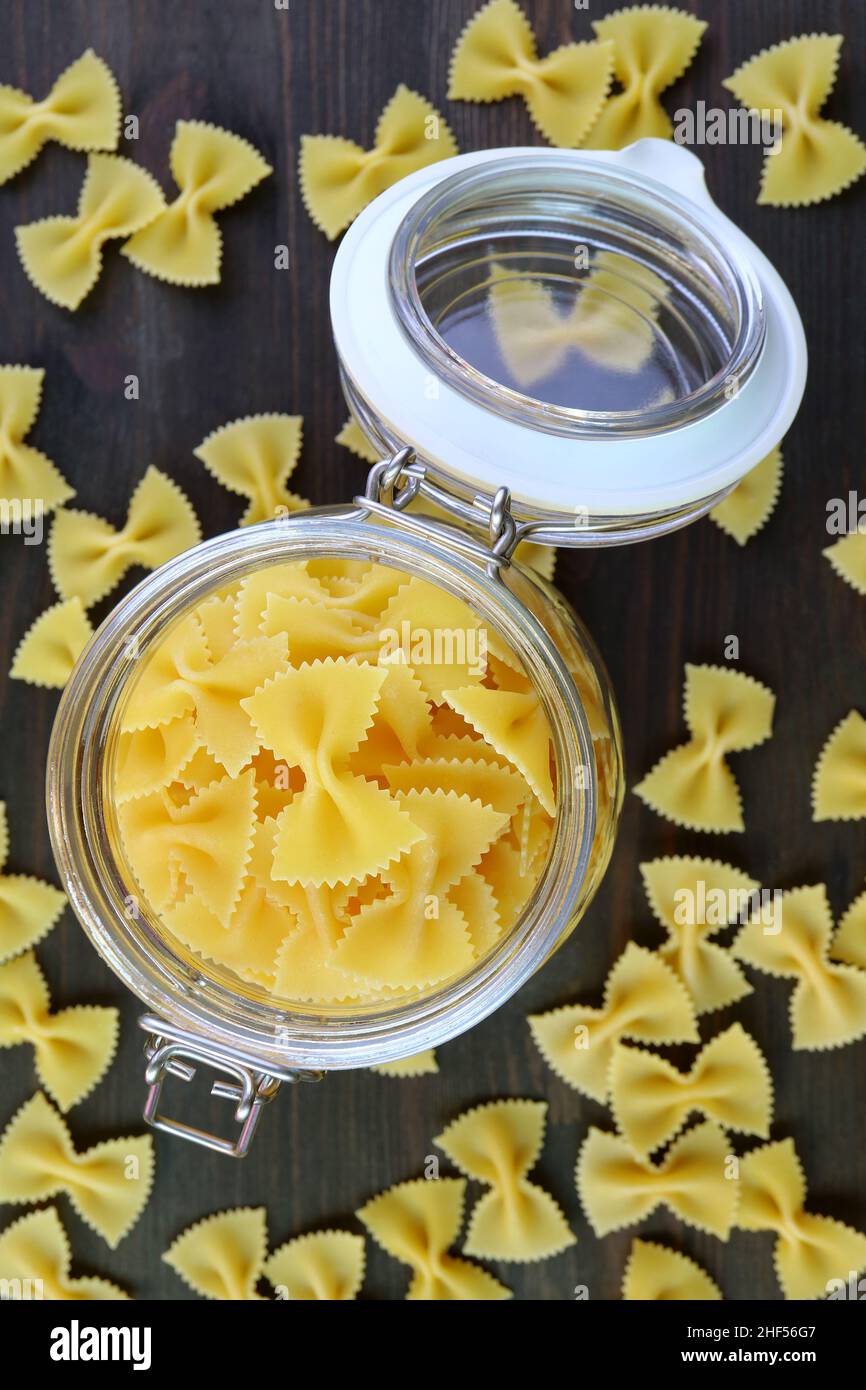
[138,1015,322,1157]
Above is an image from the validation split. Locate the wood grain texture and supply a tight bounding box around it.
[1,0,865,1301]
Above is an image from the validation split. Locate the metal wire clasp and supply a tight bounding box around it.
[138,1015,321,1157]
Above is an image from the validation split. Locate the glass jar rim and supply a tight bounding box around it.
[46,508,598,1072]
[388,152,767,441]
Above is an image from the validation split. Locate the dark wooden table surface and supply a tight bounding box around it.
[1,0,865,1302]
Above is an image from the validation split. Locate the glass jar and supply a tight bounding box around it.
[46,139,805,1156]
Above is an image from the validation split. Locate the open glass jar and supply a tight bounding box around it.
[47,140,805,1156]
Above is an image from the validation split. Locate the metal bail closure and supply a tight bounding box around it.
[138,1015,321,1158]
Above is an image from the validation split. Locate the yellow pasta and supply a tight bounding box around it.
[300,85,457,241]
[737,1139,866,1300]
[732,884,866,1051]
[577,1120,737,1239]
[0,802,67,965]
[709,446,783,546]
[0,1207,128,1301]
[263,1230,365,1301]
[623,1239,722,1301]
[0,365,74,516]
[0,49,120,185]
[163,1208,267,1301]
[434,1099,574,1262]
[812,709,866,821]
[640,856,757,1014]
[16,154,165,309]
[0,951,118,1111]
[584,6,707,150]
[634,664,775,832]
[371,1049,439,1078]
[723,35,866,207]
[122,121,271,285]
[193,414,308,525]
[357,1177,511,1300]
[609,1023,772,1158]
[529,942,697,1102]
[444,685,554,815]
[0,1091,154,1247]
[11,597,93,689]
[448,0,614,148]
[48,465,201,607]
[824,528,866,596]
[832,886,866,971]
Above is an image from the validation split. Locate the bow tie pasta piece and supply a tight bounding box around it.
[0,951,118,1111]
[120,611,212,733]
[122,121,271,285]
[444,685,555,815]
[709,446,784,546]
[333,788,507,989]
[0,49,120,185]
[634,664,775,832]
[723,34,866,207]
[529,942,697,1101]
[0,365,74,516]
[349,665,432,780]
[622,1239,722,1301]
[812,710,866,821]
[577,1120,738,1239]
[194,414,308,526]
[48,466,201,607]
[383,756,529,819]
[235,559,409,641]
[824,528,866,596]
[118,770,257,927]
[732,884,866,1051]
[640,856,757,1014]
[165,878,296,990]
[357,1177,511,1300]
[272,879,377,1003]
[264,1230,365,1301]
[0,1207,128,1301]
[261,595,379,665]
[371,1049,439,1078]
[0,1092,154,1247]
[163,1208,268,1300]
[610,1024,772,1158]
[11,597,92,689]
[16,154,165,310]
[737,1139,866,1300]
[0,802,67,964]
[242,659,424,887]
[300,85,457,240]
[379,578,490,700]
[583,6,707,150]
[832,887,866,971]
[448,0,614,148]
[434,1099,574,1262]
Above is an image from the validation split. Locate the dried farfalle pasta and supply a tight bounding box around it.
[0,951,118,1111]
[583,6,707,150]
[48,465,200,607]
[0,365,74,516]
[0,1207,128,1301]
[529,942,698,1102]
[0,1092,154,1247]
[263,1231,365,1301]
[812,710,866,822]
[434,1099,574,1262]
[0,802,66,965]
[371,1049,439,1078]
[0,49,120,185]
[448,0,614,148]
[336,417,380,464]
[709,447,783,546]
[444,684,554,816]
[163,1208,267,1301]
[634,664,775,832]
[11,597,92,689]
[122,121,271,285]
[737,1139,866,1300]
[194,414,308,526]
[640,856,757,1014]
[609,1024,772,1158]
[622,1239,722,1302]
[732,884,866,1051]
[357,1177,510,1300]
[832,887,866,971]
[824,528,866,596]
[16,154,165,310]
[300,85,457,241]
[723,35,866,206]
[577,1120,737,1239]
